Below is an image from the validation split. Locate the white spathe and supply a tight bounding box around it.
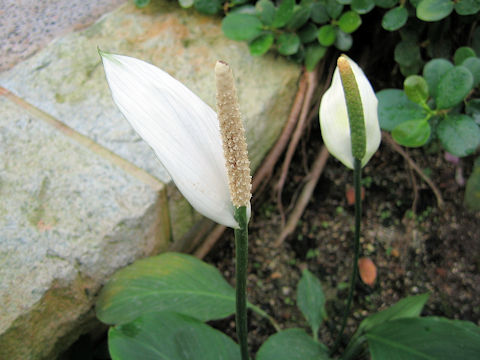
[319,56,381,169]
[101,52,238,228]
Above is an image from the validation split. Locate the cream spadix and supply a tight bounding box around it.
[319,55,381,169]
[100,51,238,228]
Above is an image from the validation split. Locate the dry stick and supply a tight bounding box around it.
[275,145,329,247]
[382,132,445,209]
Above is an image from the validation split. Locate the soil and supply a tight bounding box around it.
[205,115,480,357]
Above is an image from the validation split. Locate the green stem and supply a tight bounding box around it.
[331,158,362,355]
[234,206,249,360]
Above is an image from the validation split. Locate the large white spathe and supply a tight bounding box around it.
[100,52,238,228]
[319,56,381,169]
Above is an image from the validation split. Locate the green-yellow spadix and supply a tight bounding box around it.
[100,51,251,228]
[319,55,381,169]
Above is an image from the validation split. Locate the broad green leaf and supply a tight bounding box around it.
[435,66,473,109]
[438,115,480,156]
[382,6,408,31]
[96,252,235,325]
[394,41,421,67]
[359,294,429,333]
[338,0,353,4]
[277,33,301,55]
[454,46,476,65]
[400,62,422,77]
[410,0,423,7]
[249,33,274,55]
[256,0,276,25]
[422,58,453,99]
[272,0,295,28]
[334,29,353,51]
[109,312,241,360]
[404,75,429,104]
[416,0,454,21]
[464,157,480,211]
[194,0,222,14]
[297,269,326,336]
[299,23,318,43]
[287,6,311,29]
[257,329,330,360]
[392,119,431,147]
[179,0,194,8]
[222,14,264,41]
[229,4,256,15]
[326,0,344,18]
[317,25,336,46]
[305,44,327,71]
[367,317,480,360]
[338,11,362,33]
[375,0,399,8]
[134,0,150,8]
[377,89,428,131]
[454,0,480,15]
[310,3,330,23]
[351,0,375,13]
[462,57,480,87]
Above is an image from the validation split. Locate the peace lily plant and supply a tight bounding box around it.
[95,53,480,360]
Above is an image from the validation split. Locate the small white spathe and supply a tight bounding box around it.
[319,56,381,169]
[100,52,239,228]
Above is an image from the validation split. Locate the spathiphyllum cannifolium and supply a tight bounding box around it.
[319,55,381,169]
[100,51,251,228]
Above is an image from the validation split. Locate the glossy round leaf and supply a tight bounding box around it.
[454,46,476,65]
[194,0,222,14]
[352,0,376,13]
[404,75,429,104]
[435,66,473,109]
[222,14,264,41]
[287,6,311,29]
[310,3,330,23]
[382,6,408,31]
[377,89,428,131]
[109,312,241,360]
[375,0,399,8]
[326,0,344,18]
[256,0,276,25]
[249,33,275,56]
[400,62,422,77]
[229,5,257,15]
[454,0,480,15]
[462,57,480,87]
[422,58,454,99]
[416,0,454,21]
[338,11,362,33]
[392,119,431,147]
[317,25,336,46]
[394,41,421,67]
[334,29,353,51]
[305,44,327,71]
[298,23,318,43]
[438,115,480,156]
[277,33,301,55]
[272,0,295,28]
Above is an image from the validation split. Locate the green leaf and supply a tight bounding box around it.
[435,66,473,109]
[404,75,429,104]
[222,14,264,41]
[377,89,428,131]
[287,6,312,29]
[310,3,330,23]
[454,0,480,15]
[466,99,480,124]
[194,0,222,14]
[422,58,454,99]
[96,253,235,325]
[109,312,241,360]
[277,33,301,55]
[382,6,408,31]
[272,0,295,28]
[249,33,274,55]
[438,115,480,156]
[338,0,353,4]
[464,157,480,211]
[394,41,421,67]
[375,0,399,8]
[416,0,454,21]
[305,44,327,71]
[229,4,257,15]
[257,329,330,360]
[351,0,376,13]
[367,317,480,360]
[297,269,326,336]
[134,0,150,8]
[400,63,422,77]
[338,11,362,33]
[179,0,194,8]
[317,25,336,46]
[256,0,276,25]
[299,23,319,43]
[392,119,431,147]
[334,29,353,51]
[461,57,480,87]
[454,46,477,65]
[326,0,344,18]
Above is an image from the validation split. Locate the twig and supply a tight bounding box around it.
[382,132,444,209]
[275,145,329,247]
[193,224,227,259]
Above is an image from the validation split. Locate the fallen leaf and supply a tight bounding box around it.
[346,186,365,205]
[358,257,377,286]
